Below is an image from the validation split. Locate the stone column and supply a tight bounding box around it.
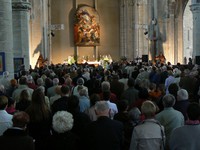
[120,0,135,60]
[168,2,175,64]
[0,0,14,78]
[120,0,127,57]
[12,0,31,70]
[137,1,146,57]
[142,0,149,55]
[190,2,200,61]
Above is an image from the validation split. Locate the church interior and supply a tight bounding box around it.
[0,0,198,76]
[1,1,200,150]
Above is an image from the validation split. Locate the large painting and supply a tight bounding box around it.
[74,5,100,46]
[0,52,5,75]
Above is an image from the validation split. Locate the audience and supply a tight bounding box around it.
[130,100,165,150]
[102,91,118,119]
[0,96,13,136]
[49,85,62,106]
[84,93,100,121]
[170,103,200,150]
[99,81,118,103]
[47,78,59,98]
[118,72,128,90]
[78,87,90,112]
[1,59,200,150]
[51,85,70,115]
[83,101,123,150]
[25,88,52,150]
[121,78,139,106]
[165,70,176,94]
[16,89,31,111]
[27,75,37,90]
[72,77,88,97]
[0,111,34,150]
[44,111,79,150]
[110,74,125,99]
[156,94,184,150]
[12,76,33,103]
[5,98,16,115]
[173,88,190,120]
[37,86,50,109]
[6,79,18,98]
[67,95,91,138]
[114,100,132,150]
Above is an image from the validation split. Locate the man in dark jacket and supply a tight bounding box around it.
[0,111,34,150]
[83,101,124,150]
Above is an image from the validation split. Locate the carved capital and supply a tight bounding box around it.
[12,2,31,11]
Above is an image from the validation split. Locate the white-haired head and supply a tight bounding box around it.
[173,68,181,77]
[52,111,74,133]
[177,89,188,101]
[37,86,45,93]
[27,75,33,83]
[101,81,110,92]
[161,66,167,71]
[53,78,59,85]
[37,78,44,86]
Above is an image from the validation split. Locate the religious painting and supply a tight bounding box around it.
[14,58,24,73]
[0,52,5,75]
[74,5,100,46]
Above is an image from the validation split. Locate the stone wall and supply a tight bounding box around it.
[50,0,120,64]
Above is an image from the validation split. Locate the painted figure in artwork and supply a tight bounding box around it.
[74,5,100,46]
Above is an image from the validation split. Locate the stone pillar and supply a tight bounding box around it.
[12,0,31,70]
[120,0,127,57]
[142,0,149,55]
[120,0,135,60]
[190,2,200,60]
[168,2,176,64]
[137,3,142,57]
[0,0,14,78]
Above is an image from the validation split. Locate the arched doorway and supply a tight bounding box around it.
[183,0,193,64]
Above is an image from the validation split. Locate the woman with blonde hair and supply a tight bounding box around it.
[129,100,165,150]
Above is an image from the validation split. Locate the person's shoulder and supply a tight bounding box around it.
[155,111,163,119]
[109,118,123,128]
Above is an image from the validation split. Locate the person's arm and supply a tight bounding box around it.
[129,129,137,150]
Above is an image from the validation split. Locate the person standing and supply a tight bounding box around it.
[25,88,52,150]
[83,101,124,150]
[156,94,184,150]
[44,111,79,150]
[0,96,13,136]
[170,103,200,150]
[129,100,165,150]
[0,111,34,150]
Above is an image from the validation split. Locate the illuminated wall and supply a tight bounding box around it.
[50,0,120,64]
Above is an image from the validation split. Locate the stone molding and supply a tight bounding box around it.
[12,1,31,11]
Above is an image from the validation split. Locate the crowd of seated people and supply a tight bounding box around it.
[0,59,200,150]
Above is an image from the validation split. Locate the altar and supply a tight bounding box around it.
[81,60,100,66]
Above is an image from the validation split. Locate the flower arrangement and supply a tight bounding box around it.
[64,55,76,65]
